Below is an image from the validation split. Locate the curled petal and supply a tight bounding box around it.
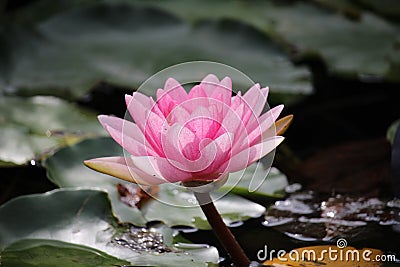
[83,157,166,185]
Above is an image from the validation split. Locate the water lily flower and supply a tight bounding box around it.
[84,74,285,186]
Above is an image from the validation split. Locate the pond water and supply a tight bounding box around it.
[182,188,400,266]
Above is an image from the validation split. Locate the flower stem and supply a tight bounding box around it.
[194,192,251,267]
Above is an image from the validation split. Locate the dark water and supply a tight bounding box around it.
[182,190,400,266]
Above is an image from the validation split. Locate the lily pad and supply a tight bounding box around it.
[45,137,266,230]
[220,164,288,199]
[45,137,147,226]
[134,0,400,81]
[0,96,105,166]
[266,2,400,80]
[1,1,311,99]
[0,188,219,266]
[141,183,266,230]
[1,239,129,267]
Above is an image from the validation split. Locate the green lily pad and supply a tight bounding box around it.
[1,1,311,99]
[1,239,129,267]
[0,96,105,166]
[45,137,266,230]
[0,188,219,266]
[220,164,288,199]
[134,0,400,81]
[140,183,266,230]
[266,2,400,80]
[45,137,147,226]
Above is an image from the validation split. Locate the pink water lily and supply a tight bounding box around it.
[84,74,284,186]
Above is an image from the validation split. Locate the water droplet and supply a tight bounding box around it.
[171,226,198,233]
[175,242,209,249]
[262,216,294,227]
[274,199,313,214]
[227,221,244,228]
[263,191,400,241]
[112,226,171,253]
[285,183,302,193]
[387,198,400,209]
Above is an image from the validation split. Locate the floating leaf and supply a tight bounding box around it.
[266,3,400,80]
[1,239,129,267]
[220,164,288,200]
[0,96,105,166]
[135,0,400,81]
[45,137,147,226]
[0,188,219,266]
[141,183,266,230]
[1,1,311,99]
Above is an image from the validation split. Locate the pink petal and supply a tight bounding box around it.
[246,105,284,146]
[125,94,150,132]
[217,102,245,142]
[230,91,242,110]
[167,104,191,125]
[242,84,266,115]
[126,92,152,111]
[196,132,233,176]
[222,136,284,173]
[200,74,220,96]
[241,84,267,127]
[188,84,207,99]
[156,88,177,118]
[143,111,168,157]
[163,78,188,103]
[98,115,155,156]
[161,124,211,171]
[211,76,232,106]
[186,106,221,140]
[131,156,191,183]
[83,156,165,185]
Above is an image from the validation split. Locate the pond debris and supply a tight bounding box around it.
[117,183,159,209]
[263,191,400,241]
[112,226,171,253]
